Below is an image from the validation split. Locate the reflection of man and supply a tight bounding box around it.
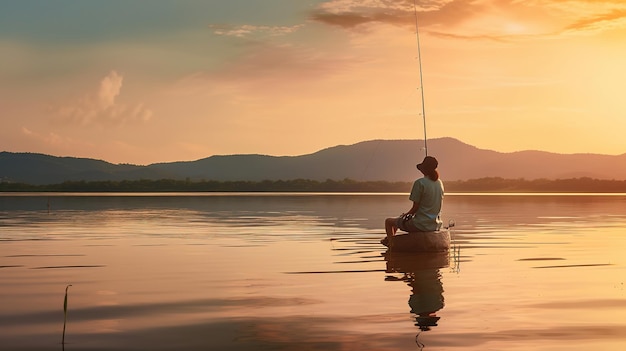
[384,252,447,332]
[414,312,441,331]
[408,270,444,331]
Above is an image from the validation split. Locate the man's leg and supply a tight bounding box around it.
[385,217,398,237]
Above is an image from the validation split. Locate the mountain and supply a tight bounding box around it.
[2,137,626,185]
[0,152,171,185]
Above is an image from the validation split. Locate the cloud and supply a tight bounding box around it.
[562,8,626,36]
[309,0,464,29]
[209,24,304,38]
[310,0,626,41]
[52,70,153,127]
[173,40,360,99]
[310,1,414,29]
[97,70,123,109]
[21,126,91,150]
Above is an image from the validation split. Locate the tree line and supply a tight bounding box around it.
[0,178,409,192]
[2,177,626,193]
[446,177,626,193]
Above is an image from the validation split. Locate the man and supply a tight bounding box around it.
[384,156,444,239]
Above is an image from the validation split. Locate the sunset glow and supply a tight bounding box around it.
[2,0,626,164]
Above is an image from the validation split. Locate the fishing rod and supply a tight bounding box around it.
[413,0,428,156]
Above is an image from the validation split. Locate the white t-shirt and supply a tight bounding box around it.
[409,177,444,231]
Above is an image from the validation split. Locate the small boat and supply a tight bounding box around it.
[383,250,450,271]
[381,229,450,252]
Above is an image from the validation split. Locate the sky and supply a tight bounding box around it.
[2,0,626,165]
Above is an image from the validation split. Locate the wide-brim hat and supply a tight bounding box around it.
[417,156,438,172]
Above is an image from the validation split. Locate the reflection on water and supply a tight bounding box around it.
[1,193,626,350]
[384,251,450,349]
[385,252,448,329]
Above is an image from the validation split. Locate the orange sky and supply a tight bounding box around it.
[2,0,626,164]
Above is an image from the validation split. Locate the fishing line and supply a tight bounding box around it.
[413,0,428,156]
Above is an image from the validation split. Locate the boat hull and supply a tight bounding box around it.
[381,230,450,252]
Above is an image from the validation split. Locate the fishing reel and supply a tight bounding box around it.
[400,213,414,221]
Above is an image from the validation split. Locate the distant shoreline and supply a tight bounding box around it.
[2,177,626,193]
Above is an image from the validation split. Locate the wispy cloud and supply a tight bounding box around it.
[310,0,473,29]
[561,8,626,36]
[310,0,626,40]
[174,42,359,97]
[310,0,417,29]
[209,24,304,38]
[21,126,91,150]
[51,71,152,127]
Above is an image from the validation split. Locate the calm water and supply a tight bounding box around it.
[1,193,626,350]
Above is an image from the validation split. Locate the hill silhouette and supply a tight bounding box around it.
[2,137,626,185]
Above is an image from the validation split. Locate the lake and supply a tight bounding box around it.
[1,193,626,350]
